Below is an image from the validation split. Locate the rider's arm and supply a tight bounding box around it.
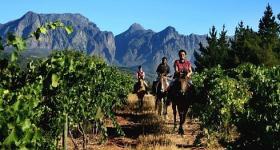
[156,65,160,76]
[187,65,192,78]
[136,72,140,79]
[174,61,179,74]
[167,65,170,75]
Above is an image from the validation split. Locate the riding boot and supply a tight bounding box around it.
[188,79,193,86]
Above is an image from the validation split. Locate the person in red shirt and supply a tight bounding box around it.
[167,49,193,106]
[174,49,192,79]
[136,65,148,87]
[136,65,145,79]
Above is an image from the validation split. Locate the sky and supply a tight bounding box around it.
[0,0,280,36]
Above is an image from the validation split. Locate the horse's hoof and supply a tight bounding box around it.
[178,127,184,135]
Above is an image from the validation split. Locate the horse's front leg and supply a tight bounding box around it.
[158,97,163,115]
[163,97,167,116]
[140,96,144,109]
[137,93,144,110]
[172,102,177,130]
[178,105,189,135]
[178,111,185,135]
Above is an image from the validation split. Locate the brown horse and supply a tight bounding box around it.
[168,73,191,134]
[154,75,169,116]
[134,78,147,109]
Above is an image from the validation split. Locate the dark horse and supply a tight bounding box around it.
[168,73,191,134]
[134,78,147,109]
[154,75,169,116]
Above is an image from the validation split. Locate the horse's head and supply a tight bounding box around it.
[155,74,169,95]
[177,73,190,95]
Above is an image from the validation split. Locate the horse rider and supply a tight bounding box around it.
[155,57,170,92]
[169,49,193,90]
[136,65,148,88]
[174,49,192,80]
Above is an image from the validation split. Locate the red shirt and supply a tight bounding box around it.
[136,71,145,79]
[175,59,191,73]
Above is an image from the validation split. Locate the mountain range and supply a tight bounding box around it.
[0,11,207,79]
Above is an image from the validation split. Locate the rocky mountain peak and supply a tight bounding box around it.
[164,26,176,32]
[160,26,178,35]
[0,11,116,63]
[128,23,144,31]
[22,11,37,17]
[0,12,208,79]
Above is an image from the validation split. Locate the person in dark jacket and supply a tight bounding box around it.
[153,57,170,93]
[156,57,170,77]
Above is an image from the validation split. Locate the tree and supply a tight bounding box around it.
[229,22,261,67]
[258,4,279,66]
[194,26,218,71]
[217,25,230,68]
[194,26,230,71]
[259,4,279,49]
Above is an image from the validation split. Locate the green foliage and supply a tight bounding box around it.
[0,20,133,148]
[194,26,230,71]
[233,64,280,148]
[229,22,262,67]
[190,64,280,149]
[233,4,280,67]
[27,50,134,142]
[32,21,72,40]
[7,34,26,51]
[196,4,280,70]
[0,81,44,149]
[0,21,63,147]
[191,66,251,134]
[65,26,74,35]
[258,4,279,49]
[257,4,280,66]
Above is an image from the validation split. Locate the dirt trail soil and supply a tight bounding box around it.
[68,94,220,150]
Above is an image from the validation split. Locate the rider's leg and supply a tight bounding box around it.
[164,79,169,92]
[155,78,159,92]
[144,80,148,88]
[143,80,148,93]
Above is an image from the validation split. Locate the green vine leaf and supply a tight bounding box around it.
[21,119,31,132]
[65,26,73,35]
[53,20,64,27]
[39,27,48,35]
[3,129,18,146]
[95,107,104,120]
[7,34,26,51]
[47,23,56,30]
[51,73,59,87]
[11,51,18,62]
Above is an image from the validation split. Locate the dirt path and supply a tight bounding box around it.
[69,94,214,150]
